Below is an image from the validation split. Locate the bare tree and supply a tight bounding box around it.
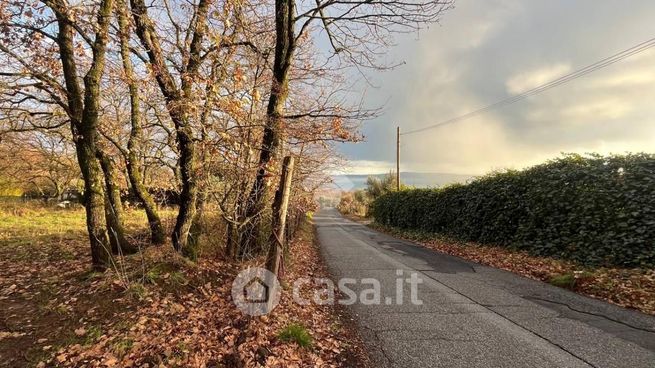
[97,147,136,253]
[0,0,453,271]
[240,0,453,257]
[0,131,79,199]
[125,0,262,256]
[109,0,167,244]
[0,0,123,269]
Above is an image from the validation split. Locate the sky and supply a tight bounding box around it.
[337,0,655,175]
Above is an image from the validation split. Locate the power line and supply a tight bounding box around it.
[401,37,655,135]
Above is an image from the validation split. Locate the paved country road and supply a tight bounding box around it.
[314,208,655,368]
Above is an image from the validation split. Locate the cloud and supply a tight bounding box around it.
[335,160,394,175]
[526,97,634,123]
[590,69,655,89]
[505,63,571,95]
[399,115,530,174]
[560,99,633,122]
[339,0,655,176]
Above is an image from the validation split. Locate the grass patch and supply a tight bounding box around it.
[84,325,103,345]
[78,270,104,282]
[112,338,134,357]
[126,283,147,300]
[169,270,189,285]
[57,325,104,349]
[549,273,576,289]
[144,264,167,284]
[278,323,312,348]
[549,271,594,290]
[144,262,178,282]
[144,262,188,286]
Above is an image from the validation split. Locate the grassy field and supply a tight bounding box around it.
[0,203,173,366]
[0,202,366,367]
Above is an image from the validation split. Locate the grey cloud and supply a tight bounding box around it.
[339,0,655,174]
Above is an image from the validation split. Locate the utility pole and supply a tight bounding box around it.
[396,126,400,191]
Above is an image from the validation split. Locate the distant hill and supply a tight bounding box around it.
[331,172,474,191]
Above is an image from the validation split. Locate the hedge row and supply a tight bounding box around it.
[371,154,655,268]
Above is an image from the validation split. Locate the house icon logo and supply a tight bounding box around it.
[231,267,281,316]
[244,276,269,303]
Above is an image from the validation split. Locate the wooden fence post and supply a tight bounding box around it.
[266,156,295,277]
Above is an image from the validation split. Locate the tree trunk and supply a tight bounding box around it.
[225,220,238,258]
[75,140,111,269]
[81,0,115,268]
[240,0,296,255]
[188,189,207,251]
[127,155,166,244]
[266,156,295,277]
[171,0,211,258]
[53,0,114,270]
[171,127,198,258]
[117,0,166,245]
[98,150,136,254]
[130,0,205,257]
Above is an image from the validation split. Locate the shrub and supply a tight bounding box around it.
[338,172,406,217]
[338,190,368,217]
[371,153,655,268]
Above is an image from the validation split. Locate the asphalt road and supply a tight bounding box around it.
[314,208,655,368]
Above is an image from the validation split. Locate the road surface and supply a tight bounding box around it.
[314,208,655,368]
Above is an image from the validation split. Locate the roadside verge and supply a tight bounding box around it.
[346,213,654,315]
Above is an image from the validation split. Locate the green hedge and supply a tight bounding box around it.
[371,154,655,268]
